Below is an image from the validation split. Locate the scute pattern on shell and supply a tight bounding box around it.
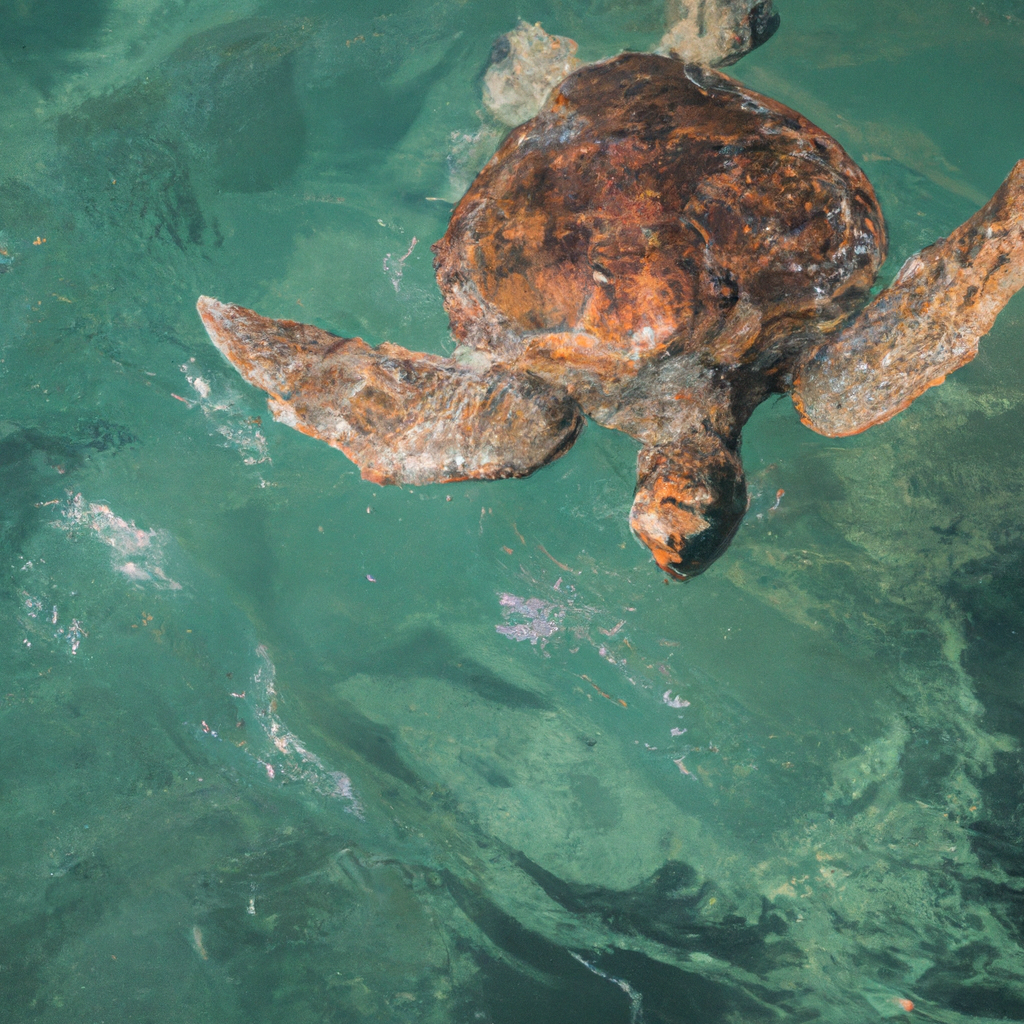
[434,55,886,380]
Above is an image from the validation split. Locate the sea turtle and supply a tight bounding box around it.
[197,51,1024,580]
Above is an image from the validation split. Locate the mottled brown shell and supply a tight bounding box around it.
[434,53,886,377]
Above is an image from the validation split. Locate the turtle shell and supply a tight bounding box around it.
[433,53,887,379]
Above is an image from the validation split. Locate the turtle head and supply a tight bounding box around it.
[629,438,748,580]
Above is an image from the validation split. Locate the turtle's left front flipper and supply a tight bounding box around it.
[197,297,583,485]
[792,159,1024,437]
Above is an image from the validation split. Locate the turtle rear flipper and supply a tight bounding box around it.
[197,297,584,485]
[792,159,1024,437]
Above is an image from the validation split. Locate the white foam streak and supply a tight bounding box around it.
[53,492,182,590]
[241,645,364,817]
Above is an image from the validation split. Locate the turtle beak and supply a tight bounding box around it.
[628,440,748,581]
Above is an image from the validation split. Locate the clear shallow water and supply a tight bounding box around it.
[3,1,1024,1021]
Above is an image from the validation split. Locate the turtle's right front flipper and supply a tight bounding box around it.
[197,297,584,485]
[792,159,1024,437]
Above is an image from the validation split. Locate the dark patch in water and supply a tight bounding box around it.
[205,47,307,194]
[944,543,1024,881]
[444,864,790,1024]
[0,0,110,93]
[509,850,803,979]
[311,697,422,791]
[372,626,552,711]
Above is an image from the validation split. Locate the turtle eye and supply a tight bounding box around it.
[488,34,511,66]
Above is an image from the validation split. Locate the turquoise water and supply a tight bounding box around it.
[3,1,1024,1020]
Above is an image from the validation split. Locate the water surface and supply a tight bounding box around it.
[4,1,1024,1021]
